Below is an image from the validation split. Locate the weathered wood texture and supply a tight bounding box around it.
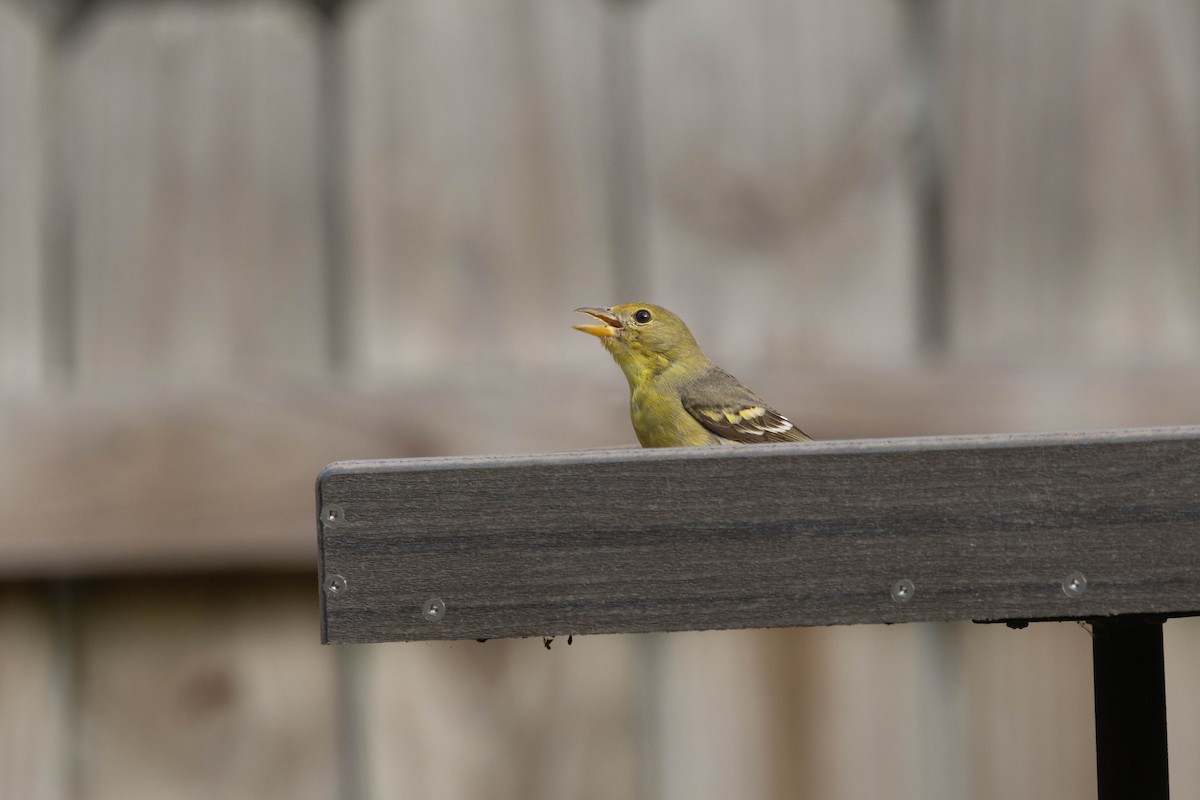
[0,586,68,800]
[352,636,639,800]
[319,426,1200,644]
[0,1,46,389]
[650,629,787,799]
[943,0,1200,363]
[637,0,917,367]
[73,577,339,800]
[1166,617,1200,795]
[342,0,616,376]
[751,621,1098,799]
[0,389,423,577]
[64,0,328,386]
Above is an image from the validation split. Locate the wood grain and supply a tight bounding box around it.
[1165,618,1200,796]
[341,0,615,377]
[0,1,46,389]
[636,0,918,368]
[0,387,448,577]
[319,426,1200,643]
[943,0,1200,364]
[74,577,338,800]
[355,636,639,800]
[0,586,69,800]
[64,0,327,386]
[959,621,1097,800]
[651,630,780,800]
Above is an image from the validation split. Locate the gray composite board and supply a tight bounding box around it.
[318,427,1200,644]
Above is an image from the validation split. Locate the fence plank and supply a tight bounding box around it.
[959,622,1097,800]
[636,0,918,367]
[74,577,338,800]
[0,586,69,800]
[0,2,47,389]
[319,426,1200,644]
[354,636,638,800]
[762,624,956,799]
[64,0,327,385]
[342,0,615,376]
[652,630,782,800]
[0,388,452,577]
[943,0,1200,363]
[1165,618,1200,797]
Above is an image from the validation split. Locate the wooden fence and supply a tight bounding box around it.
[1,0,1198,798]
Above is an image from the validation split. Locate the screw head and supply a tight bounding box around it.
[422,597,446,622]
[891,579,915,603]
[324,574,348,596]
[321,504,344,526]
[1062,571,1088,598]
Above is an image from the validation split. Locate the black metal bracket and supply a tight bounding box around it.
[1092,615,1170,800]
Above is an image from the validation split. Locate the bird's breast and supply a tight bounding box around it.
[629,384,722,447]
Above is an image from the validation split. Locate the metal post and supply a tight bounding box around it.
[1092,616,1170,800]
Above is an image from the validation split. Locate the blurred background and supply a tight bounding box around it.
[1,0,1198,797]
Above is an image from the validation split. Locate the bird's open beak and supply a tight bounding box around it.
[573,307,622,338]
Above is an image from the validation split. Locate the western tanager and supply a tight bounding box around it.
[574,303,811,447]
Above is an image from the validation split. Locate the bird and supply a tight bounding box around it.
[574,303,811,447]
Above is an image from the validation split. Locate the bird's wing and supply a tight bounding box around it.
[680,368,811,443]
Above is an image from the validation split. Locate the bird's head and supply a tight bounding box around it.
[574,303,705,383]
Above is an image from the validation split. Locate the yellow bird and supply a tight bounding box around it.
[574,303,811,447]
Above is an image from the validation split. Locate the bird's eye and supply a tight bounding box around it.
[634,309,652,323]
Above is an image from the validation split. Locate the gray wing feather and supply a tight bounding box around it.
[680,367,811,443]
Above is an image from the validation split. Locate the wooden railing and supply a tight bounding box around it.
[318,426,1200,799]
